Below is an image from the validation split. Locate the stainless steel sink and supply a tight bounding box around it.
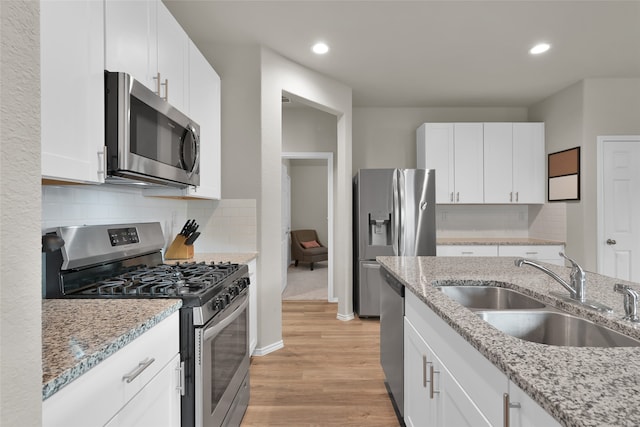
[437,286,546,310]
[477,310,640,347]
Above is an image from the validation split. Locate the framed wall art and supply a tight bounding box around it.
[548,147,580,202]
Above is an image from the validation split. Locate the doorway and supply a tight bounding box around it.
[597,135,640,281]
[281,152,335,302]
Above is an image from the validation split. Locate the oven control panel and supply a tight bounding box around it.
[107,227,140,246]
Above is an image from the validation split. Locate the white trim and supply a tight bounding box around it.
[252,340,284,357]
[282,151,337,303]
[596,135,640,275]
[336,312,355,322]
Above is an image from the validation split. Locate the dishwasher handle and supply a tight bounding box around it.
[380,266,405,297]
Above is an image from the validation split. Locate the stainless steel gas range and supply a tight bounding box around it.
[43,222,250,427]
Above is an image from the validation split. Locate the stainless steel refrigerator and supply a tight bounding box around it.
[353,168,436,317]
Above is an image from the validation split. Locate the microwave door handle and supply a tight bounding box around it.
[180,125,199,175]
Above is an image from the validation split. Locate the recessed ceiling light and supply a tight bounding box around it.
[530,43,551,55]
[312,42,329,55]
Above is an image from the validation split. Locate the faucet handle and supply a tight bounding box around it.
[613,284,640,322]
[559,252,583,271]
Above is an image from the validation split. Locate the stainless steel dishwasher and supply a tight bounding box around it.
[380,266,405,421]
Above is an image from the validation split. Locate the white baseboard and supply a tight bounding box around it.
[336,312,355,322]
[252,339,284,356]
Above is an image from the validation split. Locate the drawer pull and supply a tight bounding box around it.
[461,251,474,255]
[525,252,538,255]
[122,357,155,383]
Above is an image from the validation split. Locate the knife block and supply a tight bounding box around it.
[164,235,194,260]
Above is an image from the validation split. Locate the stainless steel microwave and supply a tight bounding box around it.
[105,71,200,187]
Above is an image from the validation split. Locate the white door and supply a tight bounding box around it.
[601,138,640,281]
[281,163,291,292]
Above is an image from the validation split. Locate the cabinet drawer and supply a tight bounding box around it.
[497,245,564,260]
[43,312,179,427]
[437,245,498,257]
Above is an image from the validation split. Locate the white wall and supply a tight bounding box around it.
[353,107,527,172]
[260,47,353,353]
[289,160,328,245]
[1,1,42,425]
[529,78,640,270]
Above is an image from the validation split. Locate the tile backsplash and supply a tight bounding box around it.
[42,185,257,253]
[437,204,529,238]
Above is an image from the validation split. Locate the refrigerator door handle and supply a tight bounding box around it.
[397,169,405,256]
[392,170,400,256]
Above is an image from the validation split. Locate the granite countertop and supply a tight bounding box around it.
[165,252,257,265]
[377,256,640,427]
[437,237,564,246]
[42,299,182,400]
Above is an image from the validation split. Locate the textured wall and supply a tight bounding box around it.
[1,1,43,425]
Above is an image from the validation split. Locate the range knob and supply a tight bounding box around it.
[222,293,231,305]
[211,298,224,311]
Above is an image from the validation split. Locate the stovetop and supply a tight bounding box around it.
[78,262,239,297]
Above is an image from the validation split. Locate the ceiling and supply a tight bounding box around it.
[164,0,640,108]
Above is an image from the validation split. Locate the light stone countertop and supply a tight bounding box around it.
[437,237,564,246]
[42,299,182,400]
[377,256,640,427]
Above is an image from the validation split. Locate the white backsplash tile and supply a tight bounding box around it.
[437,205,529,238]
[41,186,258,253]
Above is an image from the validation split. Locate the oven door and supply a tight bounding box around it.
[195,291,250,427]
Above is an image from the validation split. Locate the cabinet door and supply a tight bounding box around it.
[404,318,435,427]
[453,123,484,203]
[41,0,105,184]
[105,354,181,427]
[104,0,157,92]
[512,123,545,204]
[507,380,560,427]
[417,123,455,203]
[184,41,221,199]
[483,123,513,203]
[157,2,189,113]
[439,360,492,427]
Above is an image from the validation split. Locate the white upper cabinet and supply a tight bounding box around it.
[144,41,221,200]
[417,123,484,204]
[41,0,105,184]
[484,123,544,204]
[104,0,157,92]
[512,123,545,203]
[418,122,544,204]
[105,0,188,113]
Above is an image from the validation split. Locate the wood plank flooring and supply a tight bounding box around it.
[240,301,400,426]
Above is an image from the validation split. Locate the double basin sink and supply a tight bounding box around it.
[437,286,640,347]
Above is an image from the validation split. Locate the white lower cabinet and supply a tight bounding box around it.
[248,258,258,355]
[43,312,180,427]
[436,245,498,257]
[497,245,565,266]
[404,291,559,427]
[405,318,491,427]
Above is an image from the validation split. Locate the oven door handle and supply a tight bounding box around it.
[202,294,248,342]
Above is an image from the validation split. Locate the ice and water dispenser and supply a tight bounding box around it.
[368,211,391,246]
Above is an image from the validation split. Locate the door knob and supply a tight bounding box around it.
[606,239,617,245]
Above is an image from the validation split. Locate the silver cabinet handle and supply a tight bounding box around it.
[422,355,428,388]
[153,72,162,96]
[122,357,155,383]
[450,192,454,202]
[607,239,617,245]
[503,393,521,427]
[429,364,439,399]
[456,192,460,202]
[515,192,519,202]
[162,78,168,101]
[97,146,107,178]
[525,252,538,255]
[510,192,513,202]
[176,361,185,396]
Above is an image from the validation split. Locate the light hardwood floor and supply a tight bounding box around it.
[240,301,400,426]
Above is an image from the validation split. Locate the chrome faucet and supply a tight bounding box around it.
[514,252,612,313]
[613,284,640,322]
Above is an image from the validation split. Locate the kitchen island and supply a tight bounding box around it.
[378,256,640,427]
